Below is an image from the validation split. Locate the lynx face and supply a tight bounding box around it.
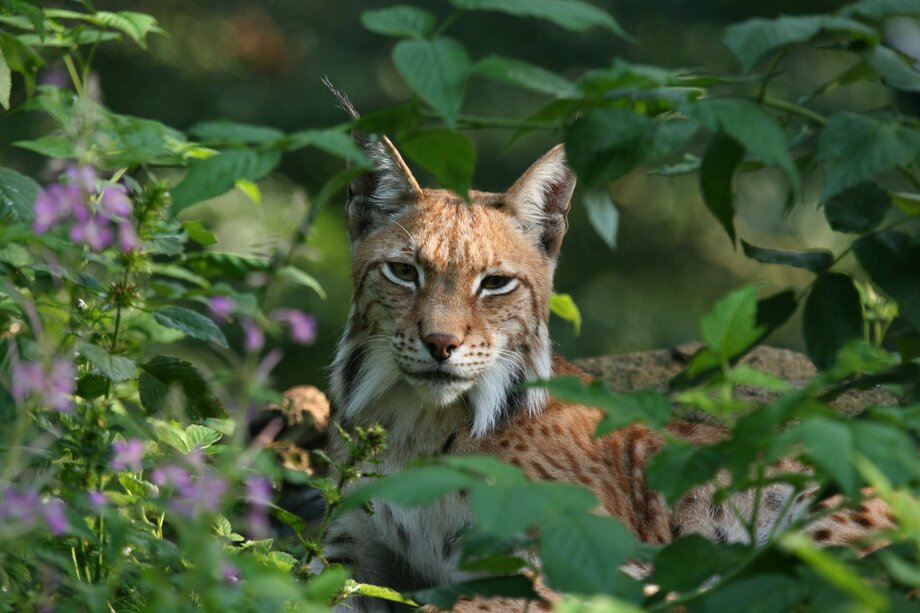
[330,138,575,436]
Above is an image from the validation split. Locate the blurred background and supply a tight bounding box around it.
[2,0,915,390]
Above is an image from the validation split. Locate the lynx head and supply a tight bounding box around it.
[330,133,575,437]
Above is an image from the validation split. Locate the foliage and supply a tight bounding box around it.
[0,0,919,612]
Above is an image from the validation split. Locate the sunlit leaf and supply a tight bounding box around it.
[582,187,619,250]
[361,5,436,38]
[450,0,628,38]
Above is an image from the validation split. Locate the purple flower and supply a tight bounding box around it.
[88,491,108,509]
[70,214,115,251]
[111,439,145,472]
[1,488,41,528]
[33,190,61,233]
[222,562,240,584]
[152,464,192,490]
[47,358,74,413]
[11,361,44,401]
[242,319,264,353]
[41,498,69,534]
[208,296,235,324]
[170,472,227,518]
[100,184,131,218]
[245,475,272,537]
[272,309,317,344]
[118,222,140,252]
[39,65,69,88]
[64,166,97,193]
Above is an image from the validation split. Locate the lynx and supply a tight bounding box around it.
[318,92,896,612]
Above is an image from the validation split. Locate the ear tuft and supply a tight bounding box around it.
[504,145,576,257]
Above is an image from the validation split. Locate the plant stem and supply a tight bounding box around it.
[62,53,84,99]
[432,10,464,37]
[761,96,827,126]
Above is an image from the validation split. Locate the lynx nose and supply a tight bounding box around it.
[423,334,461,362]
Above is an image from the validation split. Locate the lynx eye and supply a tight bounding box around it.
[384,261,419,285]
[480,275,516,295]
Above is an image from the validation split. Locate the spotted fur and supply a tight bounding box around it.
[320,125,896,612]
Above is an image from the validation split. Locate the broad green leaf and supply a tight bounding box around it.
[824,182,891,233]
[851,421,920,486]
[76,374,108,400]
[15,134,76,158]
[0,47,10,110]
[0,165,39,222]
[540,513,636,595]
[181,220,218,246]
[348,582,418,607]
[138,356,224,418]
[281,266,327,299]
[741,241,834,273]
[726,365,794,391]
[460,555,529,574]
[474,55,576,96]
[700,284,765,361]
[152,306,228,348]
[360,5,436,38]
[700,134,744,244]
[413,576,538,611]
[685,98,799,190]
[450,0,628,38]
[171,149,280,213]
[550,292,582,335]
[90,11,164,49]
[79,343,136,383]
[775,417,856,494]
[471,481,595,536]
[723,15,877,73]
[565,109,653,187]
[582,187,618,250]
[235,178,261,205]
[698,574,804,613]
[400,130,475,198]
[855,230,920,331]
[556,596,645,613]
[340,466,477,511]
[186,252,271,280]
[816,112,920,201]
[892,191,920,216]
[863,44,920,92]
[646,440,724,504]
[184,424,221,449]
[392,37,471,128]
[533,376,671,435]
[304,567,350,603]
[841,0,920,19]
[189,120,284,144]
[213,515,244,542]
[286,129,369,165]
[652,535,746,592]
[804,273,863,370]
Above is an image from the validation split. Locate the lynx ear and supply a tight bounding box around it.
[504,144,576,257]
[347,134,422,239]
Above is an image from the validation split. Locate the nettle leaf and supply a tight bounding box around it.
[152,306,228,348]
[723,15,877,73]
[90,11,164,49]
[361,5,437,38]
[700,284,765,361]
[566,109,653,187]
[741,241,834,273]
[652,535,747,592]
[186,252,270,280]
[582,187,619,250]
[471,481,595,536]
[0,47,10,110]
[816,112,920,202]
[15,135,75,158]
[0,165,39,222]
[855,230,920,331]
[804,273,863,370]
[549,292,582,335]
[685,98,799,190]
[185,424,221,449]
[138,356,224,418]
[824,182,891,233]
[413,576,538,611]
[400,130,476,198]
[474,55,576,97]
[181,220,218,246]
[540,513,636,595]
[170,149,281,213]
[450,0,627,38]
[698,575,804,613]
[892,191,920,216]
[286,129,370,165]
[188,120,284,145]
[535,376,671,434]
[340,466,477,511]
[393,37,471,128]
[280,266,327,299]
[647,440,725,504]
[863,44,920,93]
[78,343,136,383]
[700,134,744,244]
[774,417,857,495]
[842,0,920,19]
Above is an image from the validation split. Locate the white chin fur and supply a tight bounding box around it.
[404,377,473,406]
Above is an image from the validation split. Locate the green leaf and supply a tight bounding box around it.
[152,306,228,348]
[686,98,799,190]
[863,44,920,92]
[414,576,538,611]
[185,424,221,449]
[340,466,477,511]
[776,417,856,494]
[854,230,920,331]
[841,0,920,19]
[583,187,619,250]
[471,481,595,536]
[181,220,218,246]
[286,129,369,165]
[892,191,920,216]
[540,513,636,595]
[550,292,582,335]
[817,112,920,201]
[565,109,653,187]
[700,134,744,244]
[280,266,327,299]
[15,135,76,159]
[723,15,877,73]
[700,284,766,361]
[186,252,270,280]
[534,376,671,434]
[170,149,281,214]
[824,182,891,233]
[138,356,224,418]
[652,535,746,592]
[78,343,136,383]
[741,241,834,273]
[90,11,164,49]
[460,555,529,574]
[450,0,628,38]
[698,575,804,613]
[360,5,436,38]
[0,47,10,110]
[646,441,725,504]
[348,583,418,607]
[400,130,476,198]
[804,273,863,370]
[76,374,108,400]
[188,120,284,145]
[392,37,471,128]
[474,55,576,96]
[0,165,39,222]
[304,567,349,603]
